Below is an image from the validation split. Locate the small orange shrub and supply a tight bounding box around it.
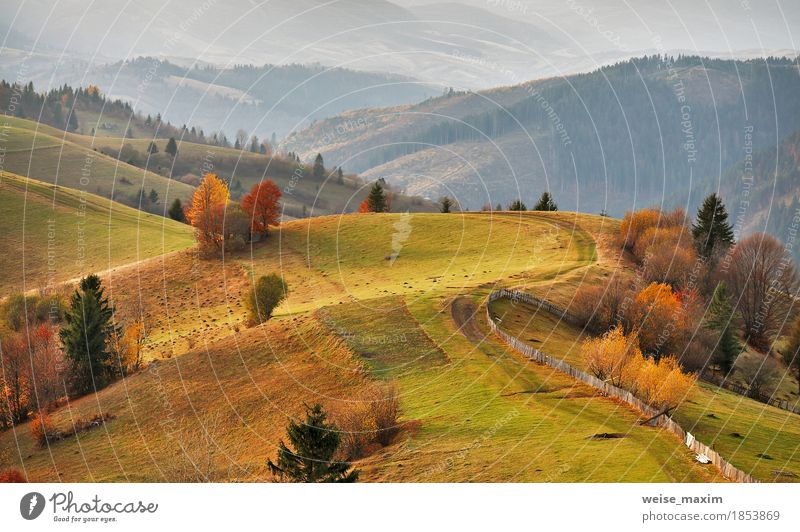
[0,468,26,482]
[30,413,58,447]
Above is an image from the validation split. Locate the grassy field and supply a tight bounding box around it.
[0,318,372,481]
[320,294,718,481]
[0,172,194,296]
[488,297,800,482]
[0,210,793,482]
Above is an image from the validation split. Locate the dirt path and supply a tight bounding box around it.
[450,296,486,344]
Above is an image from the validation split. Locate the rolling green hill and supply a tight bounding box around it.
[2,115,437,218]
[0,171,194,296]
[0,211,739,482]
[0,116,195,212]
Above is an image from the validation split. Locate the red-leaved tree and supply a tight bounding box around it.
[241,180,281,236]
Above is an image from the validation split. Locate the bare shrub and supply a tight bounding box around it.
[738,356,783,399]
[371,382,401,446]
[70,413,115,436]
[164,412,249,482]
[571,284,605,331]
[572,277,632,332]
[333,402,374,461]
[726,233,800,351]
[30,413,60,447]
[642,243,699,289]
[333,381,402,457]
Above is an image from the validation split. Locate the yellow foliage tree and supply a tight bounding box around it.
[632,356,694,410]
[582,327,643,387]
[582,327,694,410]
[633,282,682,353]
[109,319,147,376]
[186,173,230,255]
[122,320,146,373]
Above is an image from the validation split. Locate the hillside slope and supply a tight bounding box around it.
[0,172,194,296]
[2,116,437,217]
[0,116,195,212]
[284,56,800,214]
[0,211,734,482]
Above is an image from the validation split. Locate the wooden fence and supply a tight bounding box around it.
[700,371,800,414]
[486,289,758,483]
[497,289,800,415]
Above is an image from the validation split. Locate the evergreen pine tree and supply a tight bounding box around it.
[367,182,388,213]
[705,282,741,375]
[60,275,116,396]
[168,198,185,222]
[147,141,158,154]
[165,137,178,157]
[337,167,344,184]
[533,191,558,211]
[66,110,78,132]
[692,193,734,258]
[148,188,159,204]
[508,199,526,211]
[267,404,358,482]
[440,196,453,213]
[313,153,325,179]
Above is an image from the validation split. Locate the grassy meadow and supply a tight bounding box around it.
[0,172,194,296]
[488,296,800,482]
[0,209,796,483]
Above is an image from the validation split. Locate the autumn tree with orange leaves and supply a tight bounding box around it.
[186,173,230,256]
[631,282,683,355]
[241,180,281,236]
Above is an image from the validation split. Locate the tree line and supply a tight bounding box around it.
[571,193,800,399]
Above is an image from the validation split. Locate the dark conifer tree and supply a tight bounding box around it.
[148,188,159,204]
[533,191,558,211]
[705,282,741,375]
[440,196,453,213]
[168,198,185,222]
[508,199,526,211]
[165,137,178,157]
[692,193,734,258]
[267,404,358,482]
[366,182,388,213]
[60,275,116,396]
[313,153,325,179]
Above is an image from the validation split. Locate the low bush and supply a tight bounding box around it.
[333,381,402,460]
[30,414,60,447]
[245,274,288,324]
[0,468,26,482]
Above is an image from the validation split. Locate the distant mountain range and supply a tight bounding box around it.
[284,55,800,218]
[3,0,798,90]
[0,55,436,139]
